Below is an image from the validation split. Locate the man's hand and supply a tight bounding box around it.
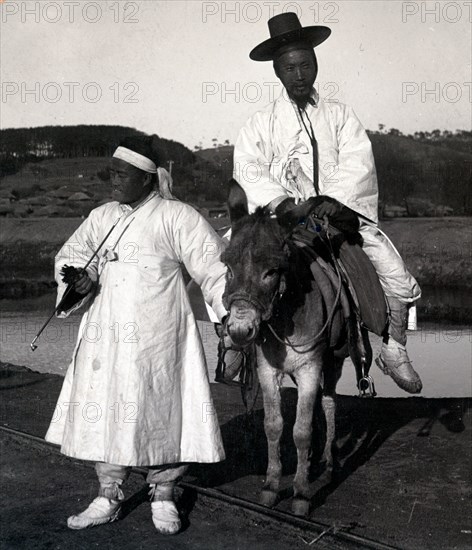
[276,196,342,226]
[73,269,94,295]
[214,321,244,351]
[60,265,94,295]
[312,196,343,218]
[275,195,359,234]
[275,197,315,229]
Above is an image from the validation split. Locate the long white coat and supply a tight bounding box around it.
[233,89,420,304]
[233,88,379,223]
[45,194,228,466]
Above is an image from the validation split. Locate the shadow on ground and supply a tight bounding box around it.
[192,386,471,507]
[1,362,471,549]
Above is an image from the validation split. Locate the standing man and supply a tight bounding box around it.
[45,136,228,534]
[233,13,422,393]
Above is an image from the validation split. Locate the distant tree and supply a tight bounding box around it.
[378,123,385,133]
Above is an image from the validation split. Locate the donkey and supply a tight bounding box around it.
[220,184,361,516]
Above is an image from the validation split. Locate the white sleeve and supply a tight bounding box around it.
[174,205,228,322]
[233,112,289,212]
[334,105,379,222]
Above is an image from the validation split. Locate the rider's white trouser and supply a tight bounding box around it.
[358,220,421,305]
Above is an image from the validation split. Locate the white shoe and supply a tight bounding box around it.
[376,340,422,394]
[67,496,121,530]
[151,500,181,535]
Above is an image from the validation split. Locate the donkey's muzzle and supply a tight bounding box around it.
[226,300,261,346]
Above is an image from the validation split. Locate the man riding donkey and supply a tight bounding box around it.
[231,13,422,394]
[45,136,228,534]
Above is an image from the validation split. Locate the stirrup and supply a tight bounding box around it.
[357,374,376,397]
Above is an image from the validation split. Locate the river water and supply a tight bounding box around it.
[1,302,470,399]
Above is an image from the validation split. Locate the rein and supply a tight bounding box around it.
[266,221,343,354]
[217,323,260,412]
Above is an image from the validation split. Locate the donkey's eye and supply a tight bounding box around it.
[263,269,278,279]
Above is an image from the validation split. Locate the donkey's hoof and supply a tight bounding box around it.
[260,489,278,508]
[292,497,310,516]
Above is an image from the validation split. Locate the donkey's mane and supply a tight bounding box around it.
[234,206,282,236]
[253,206,271,220]
[234,206,271,227]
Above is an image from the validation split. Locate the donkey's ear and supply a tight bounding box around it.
[227,179,248,225]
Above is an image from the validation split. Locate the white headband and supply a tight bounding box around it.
[113,146,157,173]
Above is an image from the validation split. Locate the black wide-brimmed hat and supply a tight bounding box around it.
[250,13,331,61]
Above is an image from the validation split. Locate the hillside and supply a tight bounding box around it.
[195,134,472,217]
[0,157,114,218]
[1,126,471,218]
[369,133,472,214]
[0,126,229,217]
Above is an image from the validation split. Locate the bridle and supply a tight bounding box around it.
[223,215,343,355]
[223,267,287,322]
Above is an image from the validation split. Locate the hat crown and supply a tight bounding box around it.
[250,12,331,61]
[268,13,302,38]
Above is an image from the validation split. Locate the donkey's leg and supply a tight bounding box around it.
[321,355,343,475]
[292,365,322,516]
[258,363,283,508]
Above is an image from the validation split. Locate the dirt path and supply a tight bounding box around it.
[2,432,331,550]
[1,363,470,549]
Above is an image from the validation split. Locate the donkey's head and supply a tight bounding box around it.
[221,181,290,347]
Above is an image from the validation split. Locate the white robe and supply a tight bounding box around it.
[45,195,228,466]
[233,89,420,306]
[233,88,379,223]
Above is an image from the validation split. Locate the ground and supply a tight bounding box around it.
[1,362,470,549]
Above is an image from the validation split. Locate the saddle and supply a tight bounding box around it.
[291,216,387,337]
[287,216,388,398]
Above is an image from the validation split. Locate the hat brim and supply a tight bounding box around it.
[249,26,331,61]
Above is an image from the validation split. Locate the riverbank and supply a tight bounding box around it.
[1,217,471,322]
[1,297,471,399]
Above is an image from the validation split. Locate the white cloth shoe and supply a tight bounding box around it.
[67,496,121,530]
[151,500,181,535]
[376,339,422,394]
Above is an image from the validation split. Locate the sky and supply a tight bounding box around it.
[1,0,471,150]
